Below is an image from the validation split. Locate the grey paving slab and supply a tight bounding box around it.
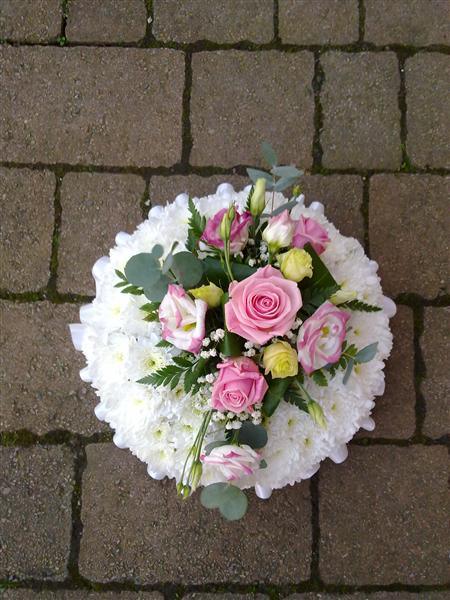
[0,0,61,42]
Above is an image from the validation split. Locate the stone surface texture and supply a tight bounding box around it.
[405,53,450,169]
[0,0,61,41]
[79,444,311,583]
[369,175,450,298]
[0,301,103,435]
[0,168,54,292]
[0,446,74,580]
[153,0,274,43]
[0,47,184,166]
[365,0,450,45]
[321,52,401,169]
[1,0,449,594]
[279,0,359,44]
[190,51,314,168]
[421,307,450,438]
[66,0,147,43]
[58,172,144,294]
[319,446,449,584]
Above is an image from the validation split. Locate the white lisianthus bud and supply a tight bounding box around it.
[262,209,295,253]
[307,400,326,428]
[219,205,236,241]
[250,178,266,217]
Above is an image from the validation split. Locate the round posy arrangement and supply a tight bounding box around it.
[70,145,395,521]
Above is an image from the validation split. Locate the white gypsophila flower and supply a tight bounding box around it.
[70,182,394,497]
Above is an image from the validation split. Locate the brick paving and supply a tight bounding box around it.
[0,0,448,598]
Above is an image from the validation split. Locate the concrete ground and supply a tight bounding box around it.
[0,0,449,598]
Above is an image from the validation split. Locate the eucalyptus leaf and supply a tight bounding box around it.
[237,421,268,449]
[220,485,248,521]
[143,274,170,302]
[271,165,303,178]
[261,141,278,167]
[171,252,204,288]
[124,253,160,288]
[273,175,301,192]
[354,342,378,363]
[343,358,354,384]
[151,244,164,259]
[262,376,294,417]
[200,482,228,509]
[259,459,268,469]
[263,199,299,218]
[247,168,273,185]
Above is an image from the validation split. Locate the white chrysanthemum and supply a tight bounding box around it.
[70,183,394,499]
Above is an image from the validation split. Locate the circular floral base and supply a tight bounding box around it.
[70,183,395,499]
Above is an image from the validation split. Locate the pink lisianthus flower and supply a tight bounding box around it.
[293,215,330,255]
[158,284,207,354]
[201,207,252,254]
[211,357,268,413]
[201,444,261,482]
[225,265,302,345]
[297,300,350,375]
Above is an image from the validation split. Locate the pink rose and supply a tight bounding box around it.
[211,357,268,413]
[202,207,252,254]
[201,444,261,482]
[293,215,330,255]
[225,265,302,345]
[158,284,207,354]
[297,300,350,374]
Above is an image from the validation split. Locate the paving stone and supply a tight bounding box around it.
[0,47,184,166]
[279,0,359,45]
[299,175,364,243]
[184,596,267,600]
[0,0,61,42]
[358,306,416,439]
[153,0,273,43]
[286,594,450,599]
[0,446,74,581]
[0,301,103,435]
[405,53,450,169]
[1,592,163,599]
[421,307,450,439]
[0,168,54,292]
[58,173,144,295]
[66,0,147,43]
[369,175,450,298]
[365,0,450,46]
[191,51,314,168]
[319,445,449,584]
[79,444,311,583]
[149,174,249,205]
[321,52,401,170]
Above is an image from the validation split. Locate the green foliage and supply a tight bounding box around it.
[312,369,328,387]
[203,256,256,287]
[339,299,382,312]
[302,243,338,292]
[284,386,309,413]
[200,483,248,521]
[124,249,171,302]
[187,197,206,252]
[326,341,379,384]
[170,251,204,289]
[262,376,294,417]
[220,331,244,357]
[236,422,268,449]
[261,141,277,166]
[138,356,206,394]
[247,141,303,192]
[245,185,255,212]
[301,284,340,316]
[140,301,160,322]
[204,440,228,455]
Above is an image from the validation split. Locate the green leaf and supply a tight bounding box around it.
[142,274,171,302]
[171,252,204,288]
[124,253,160,288]
[262,376,294,417]
[203,257,256,287]
[340,299,382,312]
[151,244,164,259]
[273,175,300,192]
[301,243,337,292]
[114,280,129,288]
[271,165,303,178]
[115,269,127,281]
[354,342,378,363]
[156,339,172,348]
[220,331,244,357]
[204,440,228,455]
[245,185,255,212]
[247,168,273,186]
[121,285,144,295]
[237,422,268,449]
[261,141,278,166]
[184,358,207,393]
[285,387,309,413]
[312,370,328,387]
[259,459,268,469]
[301,284,340,316]
[172,355,194,368]
[263,198,299,218]
[343,358,354,384]
[200,483,248,521]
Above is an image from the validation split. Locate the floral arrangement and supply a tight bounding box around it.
[70,144,395,521]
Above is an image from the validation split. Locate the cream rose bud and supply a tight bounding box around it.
[263,341,298,379]
[262,210,295,252]
[158,284,207,354]
[189,282,223,308]
[277,248,313,283]
[250,178,266,217]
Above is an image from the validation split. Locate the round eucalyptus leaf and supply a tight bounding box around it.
[171,252,203,288]
[219,486,248,521]
[151,244,164,259]
[143,274,170,302]
[124,253,160,288]
[237,421,268,449]
[200,482,227,509]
